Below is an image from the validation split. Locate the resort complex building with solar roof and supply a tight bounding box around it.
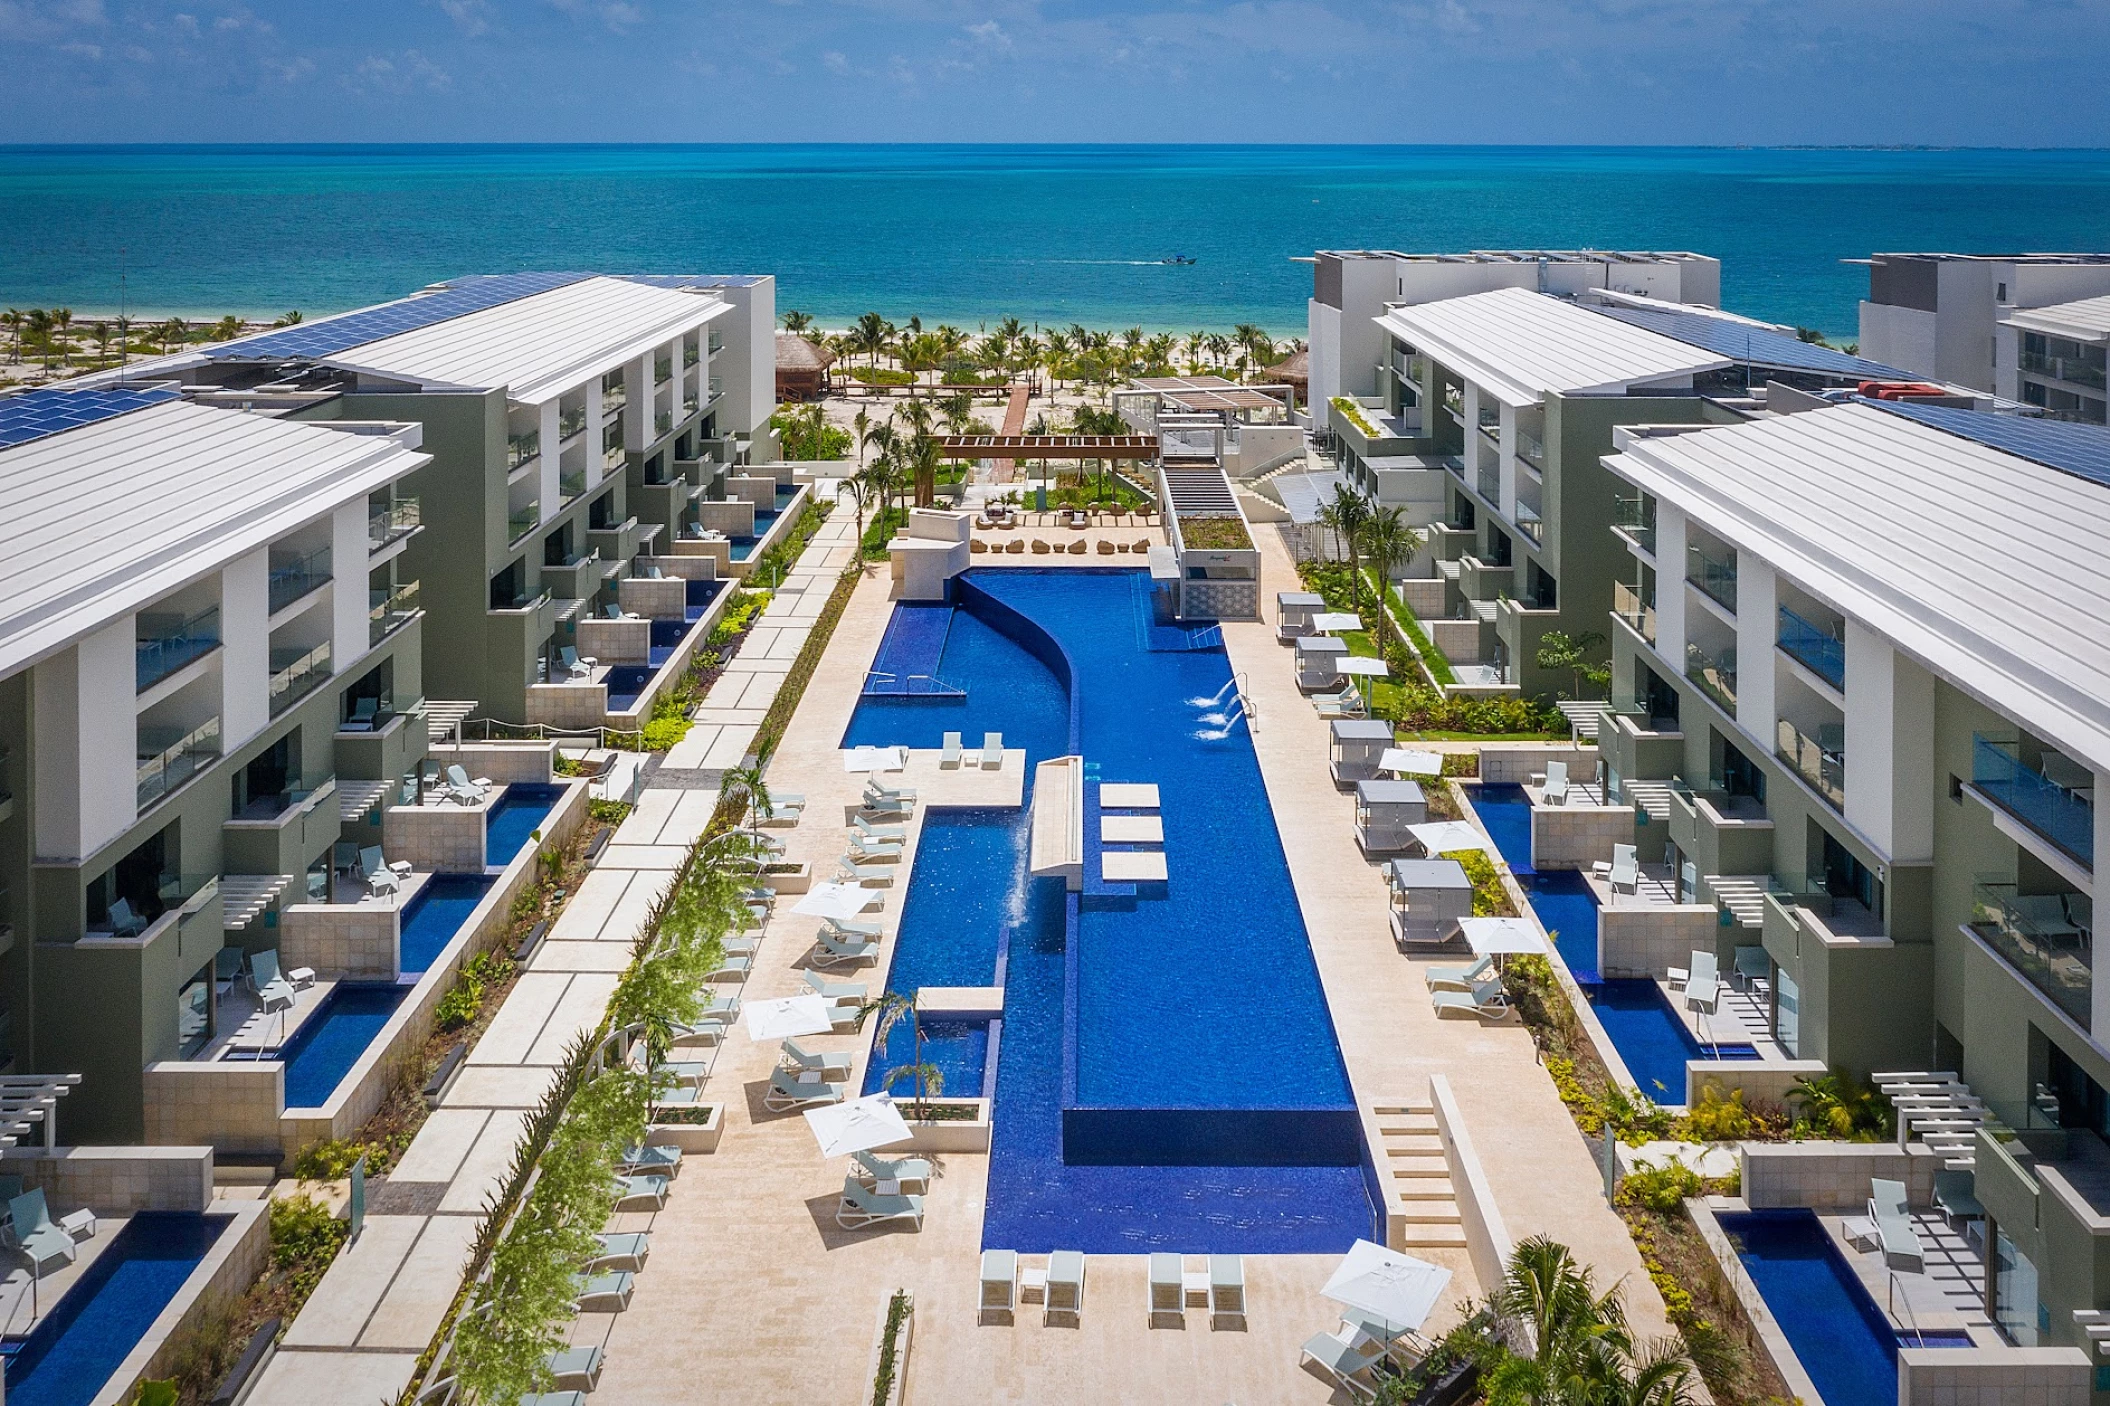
[1854,251,2110,394]
[1594,397,2110,1347]
[1999,293,2110,424]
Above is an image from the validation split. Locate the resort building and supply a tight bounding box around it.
[1998,294,2110,423]
[0,385,431,1141]
[1304,248,1722,439]
[82,272,788,730]
[1597,399,2110,1349]
[1856,252,2110,393]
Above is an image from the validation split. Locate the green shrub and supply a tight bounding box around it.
[435,980,482,1031]
[1618,1159,1705,1213]
[588,798,633,826]
[640,717,689,752]
[1682,1085,1758,1141]
[1440,848,1512,917]
[271,1193,349,1299]
[290,1140,369,1181]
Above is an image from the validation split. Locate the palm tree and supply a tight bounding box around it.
[852,407,871,468]
[1357,507,1417,653]
[158,317,187,354]
[841,464,882,568]
[941,390,974,436]
[211,314,241,342]
[867,990,944,1120]
[2,308,22,364]
[272,310,303,327]
[781,310,815,335]
[1482,1237,1695,1406]
[722,758,775,838]
[905,432,942,509]
[851,312,890,371]
[50,308,74,366]
[1327,484,1373,616]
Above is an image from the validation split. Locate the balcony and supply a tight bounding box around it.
[559,465,587,505]
[601,373,628,416]
[1686,638,1738,713]
[1686,542,1738,615]
[1969,881,2092,1026]
[602,424,625,473]
[683,390,699,416]
[707,376,724,402]
[136,606,220,692]
[654,356,672,386]
[1517,426,1547,469]
[269,642,333,716]
[268,546,331,615]
[1777,717,1846,810]
[507,429,540,473]
[1612,494,1656,556]
[1475,457,1499,502]
[1613,581,1656,645]
[707,332,724,355]
[1514,475,1543,546]
[1777,605,1846,691]
[559,405,587,442]
[684,342,700,368]
[509,501,539,544]
[2020,349,2107,391]
[137,716,220,807]
[1973,735,2094,868]
[655,409,673,438]
[368,581,420,646]
[368,497,421,553]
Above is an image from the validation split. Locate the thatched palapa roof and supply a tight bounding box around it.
[775,333,837,371]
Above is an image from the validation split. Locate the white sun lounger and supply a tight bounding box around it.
[1869,1177,1924,1271]
[941,732,964,769]
[980,1248,1018,1322]
[765,1067,843,1111]
[979,732,1005,769]
[803,970,868,1003]
[837,1175,923,1230]
[1431,977,1510,1021]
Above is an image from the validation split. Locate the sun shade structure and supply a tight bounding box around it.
[0,1075,83,1151]
[1321,1240,1452,1334]
[792,883,881,922]
[1334,657,1392,678]
[1131,375,1290,413]
[805,1092,914,1158]
[1380,748,1444,777]
[1408,820,1496,857]
[1310,612,1364,633]
[842,745,908,773]
[937,434,1159,460]
[1459,917,1547,955]
[745,995,835,1042]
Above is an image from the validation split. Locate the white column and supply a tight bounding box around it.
[626,352,650,458]
[1734,559,1776,739]
[539,401,561,518]
[1842,624,1934,862]
[586,379,606,497]
[330,501,369,673]
[1497,402,1518,520]
[34,627,136,861]
[221,550,270,745]
[2095,781,2109,1043]
[1654,505,1688,677]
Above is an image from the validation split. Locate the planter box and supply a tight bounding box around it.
[864,1292,914,1406]
[646,1104,723,1153]
[897,1099,990,1153]
[762,860,811,894]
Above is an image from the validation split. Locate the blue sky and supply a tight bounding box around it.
[4,0,2106,146]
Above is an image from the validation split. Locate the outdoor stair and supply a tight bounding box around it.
[1704,875,1772,928]
[1620,780,1673,823]
[1555,700,1606,742]
[1873,1070,1990,1170]
[1435,558,1462,583]
[1371,1100,1467,1249]
[2072,1310,2110,1357]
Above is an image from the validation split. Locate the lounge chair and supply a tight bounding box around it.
[859,793,912,820]
[1607,843,1639,895]
[702,954,751,983]
[668,1012,735,1047]
[248,950,299,1010]
[1301,1329,1387,1401]
[781,1038,852,1079]
[214,947,247,1000]
[611,1174,669,1212]
[571,1271,634,1313]
[1313,687,1364,720]
[837,1175,923,1231]
[341,696,379,732]
[545,1345,604,1392]
[106,897,147,938]
[851,814,907,843]
[863,779,917,807]
[1431,978,1510,1021]
[803,970,867,1003]
[1933,1169,1983,1226]
[853,1149,932,1192]
[823,916,884,941]
[812,928,880,967]
[560,645,597,680]
[446,764,492,805]
[980,1248,1018,1323]
[1869,1177,1924,1271]
[6,1191,77,1273]
[1732,945,1772,991]
[1425,953,1495,992]
[619,1144,680,1177]
[822,999,864,1032]
[1148,1252,1183,1323]
[1042,1250,1085,1325]
[1540,760,1570,805]
[979,732,1005,769]
[1668,949,1718,991]
[647,1058,710,1088]
[2011,893,2081,941]
[846,834,903,862]
[590,1231,649,1273]
[941,732,964,769]
[1209,1254,1245,1325]
[766,1067,844,1111]
[836,857,895,887]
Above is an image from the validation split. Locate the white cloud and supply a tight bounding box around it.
[964,18,1010,52]
[822,48,850,73]
[439,0,493,36]
[346,47,451,93]
[264,53,313,82]
[58,38,98,56]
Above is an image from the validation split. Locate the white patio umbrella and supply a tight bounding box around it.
[1322,1239,1453,1336]
[805,1092,914,1158]
[1311,611,1364,633]
[744,994,835,1042]
[792,882,881,921]
[1334,656,1391,678]
[842,745,908,773]
[1459,916,1547,955]
[1379,747,1443,777]
[1407,820,1495,858]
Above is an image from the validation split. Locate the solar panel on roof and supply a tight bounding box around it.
[204,270,591,363]
[1584,304,1913,381]
[1864,399,2110,492]
[0,385,181,450]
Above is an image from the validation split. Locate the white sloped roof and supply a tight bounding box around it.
[2003,294,2110,344]
[316,276,731,404]
[1606,403,2110,773]
[0,400,428,677]
[1374,286,1731,407]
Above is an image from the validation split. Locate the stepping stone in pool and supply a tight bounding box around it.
[1100,815,1164,844]
[1099,782,1160,809]
[1101,851,1168,883]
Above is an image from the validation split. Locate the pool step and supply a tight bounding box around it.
[1399,1224,1470,1249]
[1369,1099,1466,1248]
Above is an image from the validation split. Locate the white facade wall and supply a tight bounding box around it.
[538,400,561,523]
[1733,559,1776,739]
[330,502,368,678]
[1840,622,1935,864]
[221,551,270,745]
[1858,302,1940,383]
[1308,300,1342,431]
[1653,506,1688,673]
[32,624,136,862]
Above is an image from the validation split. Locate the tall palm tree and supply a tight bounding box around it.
[158,317,187,354]
[91,320,112,364]
[781,310,814,335]
[1327,484,1373,616]
[2,308,22,364]
[852,407,871,468]
[852,312,890,371]
[905,431,942,509]
[211,314,241,342]
[1483,1236,1694,1406]
[50,308,74,366]
[867,990,944,1119]
[995,315,1024,342]
[1357,506,1417,653]
[841,464,882,568]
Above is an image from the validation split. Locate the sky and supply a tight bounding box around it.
[2,0,2107,147]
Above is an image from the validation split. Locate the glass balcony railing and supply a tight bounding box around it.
[1613,581,1656,645]
[1686,542,1738,614]
[559,466,587,503]
[509,501,539,543]
[684,342,700,368]
[268,546,332,614]
[368,581,420,645]
[2020,349,2107,390]
[1612,494,1656,555]
[654,409,673,437]
[1974,735,2094,866]
[707,376,724,401]
[136,605,220,691]
[706,332,724,355]
[1517,426,1546,468]
[654,356,672,386]
[601,372,628,415]
[1777,717,1846,810]
[368,497,421,551]
[269,641,332,716]
[507,429,540,472]
[137,716,220,807]
[1515,479,1543,545]
[1476,455,1500,501]
[1971,881,2092,1025]
[1778,605,1846,690]
[1686,638,1738,713]
[683,390,699,415]
[559,405,587,441]
[604,442,626,472]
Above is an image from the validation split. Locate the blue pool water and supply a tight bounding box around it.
[485,782,563,866]
[1591,980,1757,1102]
[398,874,496,977]
[243,984,407,1108]
[845,569,1376,1252]
[604,664,651,711]
[1720,1210,1936,1406]
[684,576,725,623]
[864,1020,992,1100]
[865,603,956,692]
[2,1213,227,1406]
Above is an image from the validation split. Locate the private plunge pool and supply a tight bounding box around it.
[1,1212,227,1406]
[399,874,496,978]
[226,983,407,1109]
[844,569,1377,1253]
[1718,1210,1972,1406]
[1466,784,1757,1104]
[485,782,564,867]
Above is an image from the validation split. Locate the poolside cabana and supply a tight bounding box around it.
[1330,720,1396,789]
[1387,858,1473,949]
[1277,591,1325,643]
[1355,779,1428,856]
[1294,636,1350,691]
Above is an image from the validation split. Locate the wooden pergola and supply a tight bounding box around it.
[937,434,1159,461]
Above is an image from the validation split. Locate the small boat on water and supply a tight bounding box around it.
[1160,253,1197,265]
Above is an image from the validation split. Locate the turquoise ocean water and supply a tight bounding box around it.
[5,144,2109,335]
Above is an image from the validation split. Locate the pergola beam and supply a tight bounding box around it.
[937,434,1159,461]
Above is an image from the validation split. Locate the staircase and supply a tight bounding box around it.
[1371,1099,1468,1251]
[1704,875,1772,929]
[1620,779,1673,823]
[1873,1070,1991,1170]
[1555,700,1606,743]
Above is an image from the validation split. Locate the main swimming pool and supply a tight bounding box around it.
[844,569,1376,1252]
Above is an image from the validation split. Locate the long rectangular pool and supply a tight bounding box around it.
[844,569,1376,1252]
[485,782,563,867]
[399,874,496,977]
[229,984,407,1109]
[2,1212,227,1406]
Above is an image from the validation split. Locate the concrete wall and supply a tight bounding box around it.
[1477,746,1596,785]
[0,1144,216,1212]
[619,576,687,620]
[117,1202,273,1406]
[1683,1057,1828,1111]
[143,1060,284,1156]
[1531,800,1637,871]
[1599,903,1721,979]
[382,800,488,873]
[1740,1140,1942,1210]
[428,742,555,785]
[1897,1349,2093,1406]
[280,901,399,980]
[1430,1074,1513,1292]
[577,615,651,664]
